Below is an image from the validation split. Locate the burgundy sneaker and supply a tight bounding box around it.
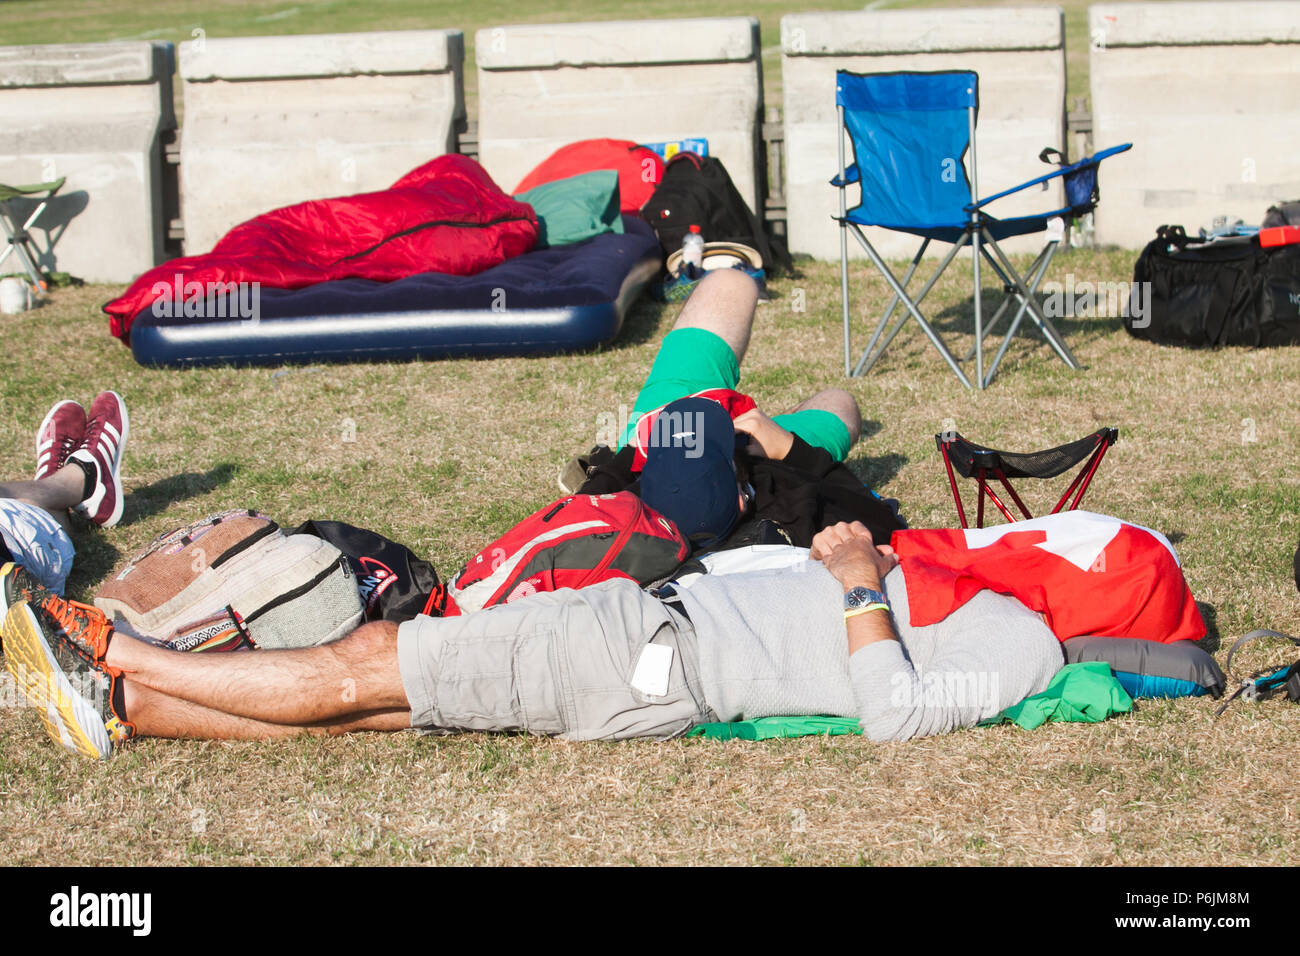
[69,391,129,528]
[33,399,86,481]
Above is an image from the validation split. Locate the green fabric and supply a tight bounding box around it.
[979,661,1133,730]
[771,408,853,462]
[513,170,623,248]
[0,177,65,202]
[688,715,861,740]
[618,327,852,461]
[619,327,741,448]
[687,663,1132,741]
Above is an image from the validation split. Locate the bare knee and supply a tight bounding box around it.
[791,388,862,446]
[332,620,399,666]
[327,620,405,709]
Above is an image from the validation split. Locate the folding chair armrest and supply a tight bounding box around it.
[965,168,1071,211]
[830,163,861,188]
[965,144,1133,212]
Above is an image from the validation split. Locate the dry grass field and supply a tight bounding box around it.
[1,245,1297,866]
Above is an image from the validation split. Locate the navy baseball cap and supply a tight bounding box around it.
[638,397,740,546]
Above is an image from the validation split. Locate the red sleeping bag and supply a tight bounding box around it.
[513,138,665,214]
[105,154,539,340]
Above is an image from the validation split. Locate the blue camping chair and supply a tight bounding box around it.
[833,70,1131,388]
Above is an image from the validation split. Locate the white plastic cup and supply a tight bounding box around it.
[0,277,33,314]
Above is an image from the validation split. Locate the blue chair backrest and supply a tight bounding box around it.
[837,70,978,227]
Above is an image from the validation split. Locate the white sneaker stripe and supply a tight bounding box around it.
[101,422,120,443]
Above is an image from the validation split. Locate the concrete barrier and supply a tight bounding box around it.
[782,7,1067,260]
[179,30,465,254]
[0,42,174,282]
[477,18,765,215]
[1090,1,1300,248]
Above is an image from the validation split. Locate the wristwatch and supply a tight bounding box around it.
[844,586,890,617]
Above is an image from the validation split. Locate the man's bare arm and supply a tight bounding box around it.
[811,521,899,654]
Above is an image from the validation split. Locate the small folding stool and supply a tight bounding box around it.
[0,177,66,290]
[936,427,1118,528]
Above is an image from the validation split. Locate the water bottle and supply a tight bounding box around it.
[681,224,704,270]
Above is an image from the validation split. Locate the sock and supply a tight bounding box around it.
[68,454,96,502]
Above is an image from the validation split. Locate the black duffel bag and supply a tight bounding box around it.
[1126,225,1300,347]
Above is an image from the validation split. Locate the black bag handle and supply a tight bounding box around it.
[1156,224,1193,249]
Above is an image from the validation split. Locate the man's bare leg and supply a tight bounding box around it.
[105,621,408,726]
[0,464,85,537]
[671,267,759,362]
[124,682,411,740]
[782,388,863,449]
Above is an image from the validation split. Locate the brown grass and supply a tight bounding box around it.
[1,248,1298,866]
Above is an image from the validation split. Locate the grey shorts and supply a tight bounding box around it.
[0,498,74,595]
[397,578,716,740]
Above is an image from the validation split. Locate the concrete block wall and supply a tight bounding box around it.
[782,7,1068,260]
[178,30,465,255]
[476,18,765,215]
[0,42,174,282]
[1090,1,1300,248]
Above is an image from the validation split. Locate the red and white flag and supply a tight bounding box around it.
[890,512,1205,643]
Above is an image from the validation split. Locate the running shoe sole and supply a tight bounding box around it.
[2,602,111,759]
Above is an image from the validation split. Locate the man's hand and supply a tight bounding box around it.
[732,407,795,460]
[811,521,898,591]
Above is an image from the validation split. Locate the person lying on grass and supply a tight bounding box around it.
[585,267,899,548]
[1,520,1066,760]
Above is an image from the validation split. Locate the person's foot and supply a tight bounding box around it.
[68,390,129,528]
[1,596,131,760]
[0,561,52,655]
[33,399,86,481]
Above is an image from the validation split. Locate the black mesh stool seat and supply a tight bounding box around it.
[936,427,1118,528]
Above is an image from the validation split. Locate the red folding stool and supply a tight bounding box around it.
[936,427,1118,528]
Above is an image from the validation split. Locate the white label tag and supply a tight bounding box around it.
[630,643,674,698]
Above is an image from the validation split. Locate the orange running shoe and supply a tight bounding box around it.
[1,596,132,759]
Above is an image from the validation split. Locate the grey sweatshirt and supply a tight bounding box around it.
[676,559,1064,742]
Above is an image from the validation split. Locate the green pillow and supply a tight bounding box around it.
[514,169,624,248]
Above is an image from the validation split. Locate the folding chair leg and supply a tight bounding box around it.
[853,237,968,377]
[982,232,1079,370]
[0,213,45,289]
[964,242,1052,360]
[840,221,852,377]
[849,229,972,387]
[854,238,929,375]
[981,241,1065,386]
[972,228,984,388]
[984,240,1069,361]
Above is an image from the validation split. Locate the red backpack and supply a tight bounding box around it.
[445,492,689,616]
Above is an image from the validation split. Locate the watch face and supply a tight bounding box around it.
[845,587,887,609]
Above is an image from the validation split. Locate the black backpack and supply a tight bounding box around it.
[1127,225,1300,347]
[290,519,442,622]
[641,153,794,276]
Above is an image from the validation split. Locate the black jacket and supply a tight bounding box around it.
[573,438,906,550]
